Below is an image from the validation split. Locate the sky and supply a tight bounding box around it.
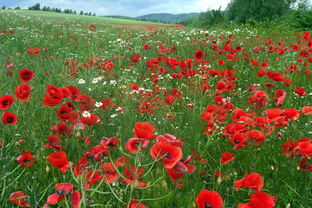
[0,0,231,17]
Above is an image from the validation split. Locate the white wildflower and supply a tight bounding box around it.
[78,79,86,84]
[95,102,103,108]
[91,78,99,84]
[82,111,91,118]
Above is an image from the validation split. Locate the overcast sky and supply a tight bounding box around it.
[0,0,231,17]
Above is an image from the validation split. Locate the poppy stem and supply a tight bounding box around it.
[139,175,164,190]
[3,168,26,193]
[106,181,126,205]
[0,164,21,180]
[136,192,171,201]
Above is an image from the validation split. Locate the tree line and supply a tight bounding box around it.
[182,0,312,29]
[0,3,95,16]
[28,3,96,16]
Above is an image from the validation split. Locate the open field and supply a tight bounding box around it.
[0,10,312,208]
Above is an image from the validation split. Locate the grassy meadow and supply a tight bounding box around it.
[0,9,312,208]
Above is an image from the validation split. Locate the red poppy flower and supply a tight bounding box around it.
[116,156,128,166]
[196,189,223,208]
[164,95,176,105]
[81,112,100,126]
[229,133,248,150]
[127,200,149,208]
[134,122,156,139]
[16,152,35,167]
[100,162,120,184]
[77,94,95,111]
[275,89,286,107]
[2,111,18,125]
[70,190,81,208]
[84,144,109,161]
[131,54,141,63]
[283,108,300,121]
[15,83,31,102]
[101,137,120,149]
[296,138,312,159]
[121,166,146,187]
[0,95,14,110]
[194,50,204,60]
[46,151,71,173]
[125,138,150,154]
[51,122,73,136]
[66,86,80,101]
[10,191,30,207]
[74,157,89,176]
[302,106,312,115]
[27,47,40,55]
[19,68,34,82]
[100,98,116,110]
[44,135,62,150]
[248,130,265,146]
[47,183,74,205]
[294,87,306,96]
[43,85,63,107]
[156,134,183,147]
[265,109,283,122]
[55,183,74,194]
[257,70,267,77]
[167,156,196,180]
[231,109,247,122]
[89,24,96,31]
[150,141,182,169]
[238,192,275,208]
[57,104,73,121]
[234,172,264,192]
[223,123,246,136]
[218,59,224,65]
[220,152,234,164]
[248,90,268,108]
[85,170,104,190]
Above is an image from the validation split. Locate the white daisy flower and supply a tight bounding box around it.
[91,78,99,84]
[82,111,91,118]
[78,79,86,84]
[95,102,103,108]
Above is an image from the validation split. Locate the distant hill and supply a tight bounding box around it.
[136,13,200,23]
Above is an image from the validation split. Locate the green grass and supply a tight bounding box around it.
[0,9,312,208]
[4,9,170,26]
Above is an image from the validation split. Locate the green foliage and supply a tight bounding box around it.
[137,13,199,24]
[227,0,297,23]
[28,3,40,11]
[291,9,312,29]
[182,0,312,30]
[182,9,226,28]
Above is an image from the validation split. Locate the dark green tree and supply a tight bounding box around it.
[29,3,41,10]
[79,10,83,15]
[227,0,297,23]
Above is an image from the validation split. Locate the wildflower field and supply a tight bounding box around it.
[0,10,312,208]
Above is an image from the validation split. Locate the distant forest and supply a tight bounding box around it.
[0,3,96,16]
[182,0,312,29]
